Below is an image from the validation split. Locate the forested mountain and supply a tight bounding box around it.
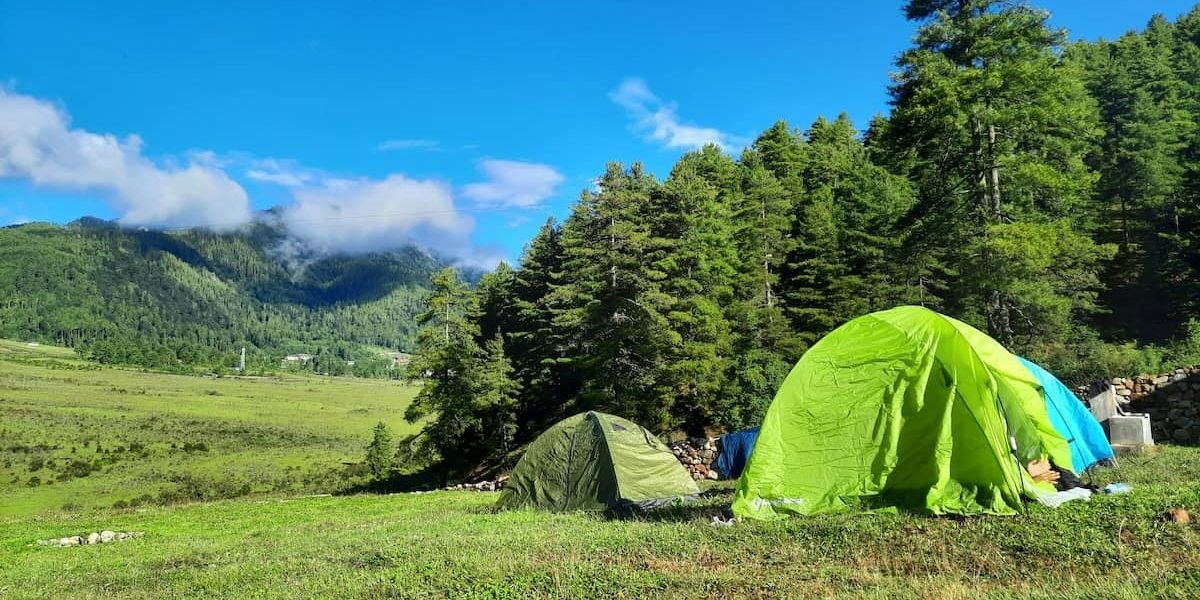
[0,216,446,375]
[400,2,1200,474]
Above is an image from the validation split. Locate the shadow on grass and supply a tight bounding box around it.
[473,488,736,521]
[335,469,444,495]
[616,488,735,523]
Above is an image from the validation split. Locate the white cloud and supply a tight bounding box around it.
[609,78,746,151]
[246,169,308,187]
[454,244,511,271]
[377,139,440,151]
[461,159,564,209]
[280,174,474,255]
[0,89,251,230]
[243,157,331,187]
[0,90,560,262]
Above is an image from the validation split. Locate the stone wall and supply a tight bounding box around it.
[1101,366,1200,444]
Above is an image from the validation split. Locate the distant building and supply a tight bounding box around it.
[282,353,314,365]
[379,352,412,368]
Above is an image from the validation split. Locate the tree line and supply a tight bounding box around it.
[402,1,1200,476]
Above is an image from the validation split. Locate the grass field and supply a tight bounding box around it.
[2,341,1199,598]
[0,340,419,516]
[0,447,1197,598]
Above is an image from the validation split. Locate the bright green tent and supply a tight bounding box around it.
[497,411,700,512]
[733,306,1071,519]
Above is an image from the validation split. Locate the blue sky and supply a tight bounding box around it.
[1,1,1195,265]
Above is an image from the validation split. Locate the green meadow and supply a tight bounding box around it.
[0,340,419,516]
[2,341,1199,598]
[0,448,1197,598]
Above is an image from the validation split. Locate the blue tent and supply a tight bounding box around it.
[715,427,759,479]
[1016,356,1114,472]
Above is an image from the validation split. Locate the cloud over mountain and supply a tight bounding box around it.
[0,89,562,266]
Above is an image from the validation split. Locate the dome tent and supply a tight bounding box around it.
[733,306,1072,519]
[497,411,700,512]
[715,427,759,479]
[1016,356,1114,472]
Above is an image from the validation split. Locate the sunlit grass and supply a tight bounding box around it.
[1,448,1197,598]
[0,341,418,516]
[1,341,1198,598]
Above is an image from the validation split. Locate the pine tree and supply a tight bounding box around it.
[364,422,394,480]
[508,218,576,434]
[783,117,846,345]
[404,268,490,474]
[721,149,799,428]
[1076,17,1194,339]
[476,334,521,454]
[754,121,808,185]
[648,147,739,432]
[732,151,794,333]
[475,261,518,344]
[886,0,1111,351]
[786,114,916,343]
[1162,7,1200,329]
[553,162,674,429]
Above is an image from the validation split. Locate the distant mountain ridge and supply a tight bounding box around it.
[0,216,449,374]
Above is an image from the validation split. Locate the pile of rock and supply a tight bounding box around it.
[36,531,143,547]
[1094,367,1200,444]
[445,476,508,492]
[669,438,720,481]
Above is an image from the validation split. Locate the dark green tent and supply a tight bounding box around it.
[497,411,700,512]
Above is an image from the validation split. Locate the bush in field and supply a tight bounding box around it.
[364,422,394,480]
[55,459,99,481]
[157,473,253,504]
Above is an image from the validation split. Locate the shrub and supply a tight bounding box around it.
[364,422,394,480]
[155,473,253,504]
[55,458,98,481]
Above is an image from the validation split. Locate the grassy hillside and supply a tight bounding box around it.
[0,447,1197,598]
[0,340,419,516]
[0,218,444,373]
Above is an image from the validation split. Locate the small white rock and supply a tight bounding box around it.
[100,531,116,543]
[87,532,101,545]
